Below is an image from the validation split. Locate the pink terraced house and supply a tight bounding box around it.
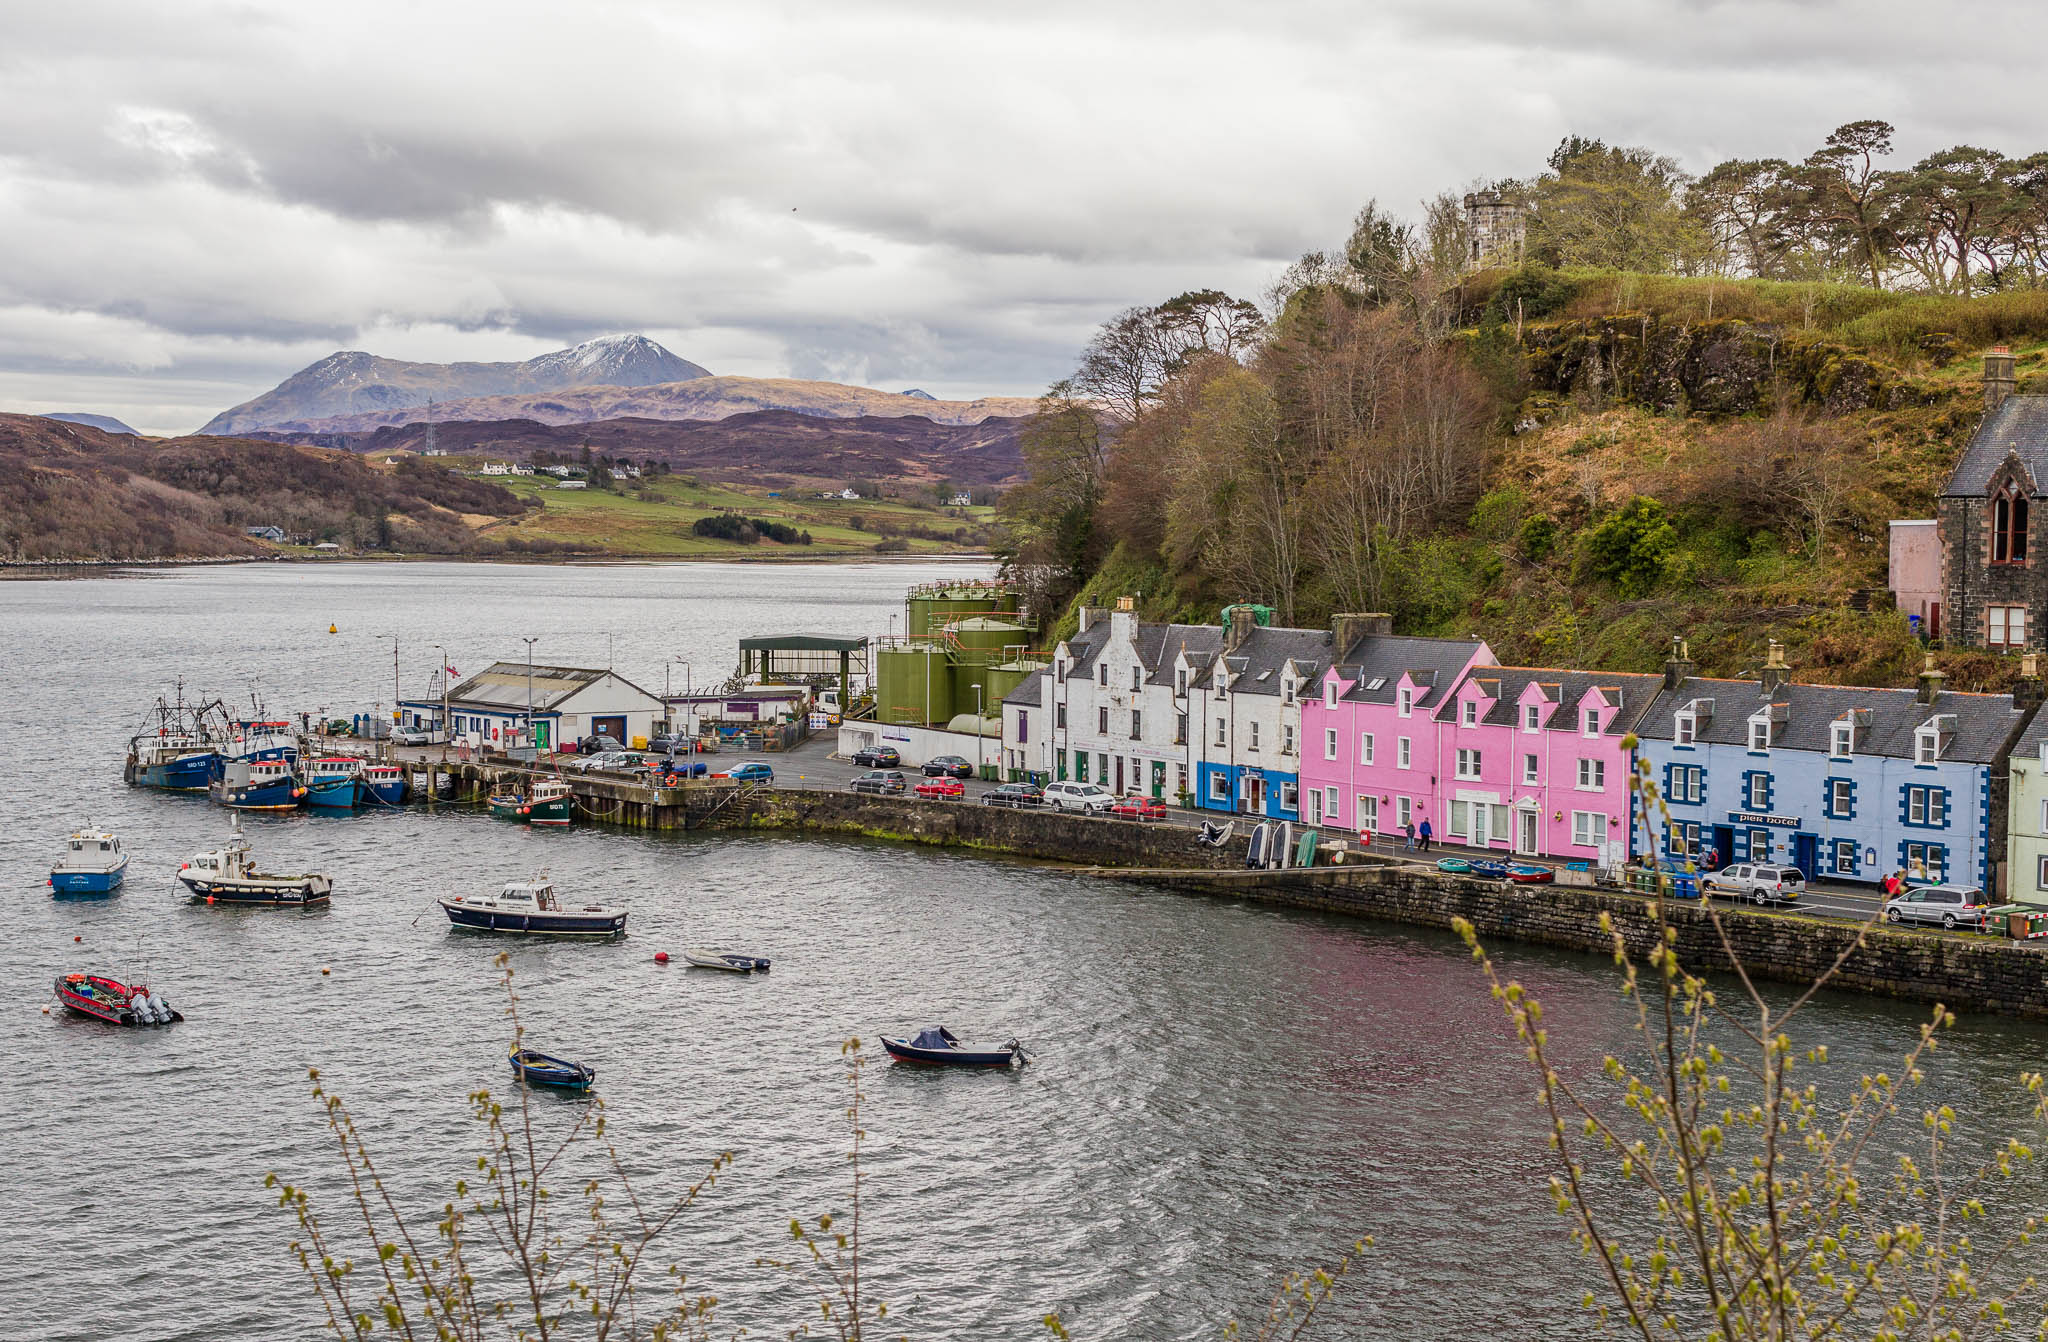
[1428,667,1661,862]
[1297,628,1492,843]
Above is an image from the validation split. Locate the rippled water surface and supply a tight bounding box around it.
[6,560,2048,1341]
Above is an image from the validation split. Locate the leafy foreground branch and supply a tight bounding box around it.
[267,955,1364,1340]
[1453,756,2048,1341]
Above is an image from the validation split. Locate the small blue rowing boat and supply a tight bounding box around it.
[881,1025,1026,1067]
[509,1047,595,1090]
[1467,859,1511,880]
[1435,857,1472,874]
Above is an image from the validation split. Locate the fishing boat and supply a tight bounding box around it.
[220,717,299,766]
[439,879,626,935]
[681,948,771,973]
[487,789,528,820]
[52,972,182,1026]
[524,778,572,826]
[212,757,305,810]
[358,763,408,807]
[303,756,364,810]
[178,818,332,905]
[50,829,128,896]
[881,1025,1027,1067]
[129,732,222,790]
[509,1047,595,1090]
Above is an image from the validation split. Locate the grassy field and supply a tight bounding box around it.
[477,474,991,556]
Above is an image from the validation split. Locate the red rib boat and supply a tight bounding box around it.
[53,972,182,1026]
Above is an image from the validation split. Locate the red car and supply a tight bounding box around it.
[914,777,966,799]
[1110,794,1167,822]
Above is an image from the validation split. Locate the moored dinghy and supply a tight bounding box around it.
[681,948,771,973]
[509,1047,595,1089]
[881,1025,1027,1067]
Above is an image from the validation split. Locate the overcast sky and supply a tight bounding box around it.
[1,0,2042,434]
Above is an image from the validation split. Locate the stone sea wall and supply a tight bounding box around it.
[710,792,2048,1019]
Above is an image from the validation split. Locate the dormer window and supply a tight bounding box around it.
[1748,716,1771,752]
[1398,686,1413,717]
[1581,708,1598,735]
[1282,680,1296,705]
[1324,683,1337,710]
[1831,722,1854,758]
[1916,728,1940,765]
[1675,711,1696,746]
[1993,484,2030,564]
[1460,700,1477,728]
[1522,704,1540,731]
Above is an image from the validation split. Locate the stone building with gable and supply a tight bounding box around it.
[1936,347,2047,650]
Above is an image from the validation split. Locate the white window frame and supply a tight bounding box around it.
[1396,796,1411,829]
[2039,796,2048,835]
[1522,704,1541,732]
[1357,795,1378,830]
[1281,723,1295,755]
[1577,758,1604,790]
[1324,683,1337,709]
[1397,736,1411,769]
[1831,722,1853,758]
[1675,712,1696,746]
[1581,708,1599,736]
[1324,785,1339,820]
[1449,799,1468,837]
[1522,752,1540,785]
[1747,773,1770,810]
[1748,717,1770,752]
[1360,733,1375,765]
[1831,779,1853,816]
[1915,729,1939,764]
[1461,700,1477,728]
[1214,717,1226,747]
[1456,747,1481,780]
[1324,728,1339,760]
[1398,686,1413,717]
[1249,722,1260,751]
[1571,810,1601,847]
[1209,771,1229,801]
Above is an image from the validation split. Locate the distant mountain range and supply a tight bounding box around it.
[40,412,137,434]
[199,335,1039,436]
[199,334,710,436]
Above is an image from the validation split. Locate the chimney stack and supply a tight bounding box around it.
[1077,604,1107,634]
[1760,640,1791,694]
[1986,346,2018,415]
[1226,605,1255,652]
[1918,652,1946,705]
[1662,635,1695,691]
[1331,611,1392,656]
[2019,651,2045,711]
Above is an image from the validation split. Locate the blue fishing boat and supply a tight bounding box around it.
[130,734,221,790]
[1466,859,1512,880]
[212,757,304,810]
[303,756,363,810]
[509,1048,595,1089]
[50,830,127,896]
[439,880,626,936]
[880,1025,1027,1067]
[358,763,407,807]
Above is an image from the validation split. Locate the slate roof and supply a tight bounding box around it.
[1941,395,2048,497]
[1191,624,1338,697]
[1434,666,1663,736]
[1636,676,2029,765]
[2015,702,2048,761]
[443,663,654,712]
[1141,623,1225,684]
[1004,620,1111,706]
[1328,636,1488,709]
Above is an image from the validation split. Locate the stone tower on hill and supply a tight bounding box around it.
[1463,190,1526,270]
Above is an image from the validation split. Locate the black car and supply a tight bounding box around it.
[579,734,626,755]
[980,783,1045,809]
[849,769,907,795]
[922,754,974,779]
[851,745,901,768]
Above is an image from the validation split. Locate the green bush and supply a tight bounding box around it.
[1469,485,1529,541]
[1583,496,1675,598]
[1519,514,1557,562]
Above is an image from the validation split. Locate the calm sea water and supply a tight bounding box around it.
[4,560,2046,1341]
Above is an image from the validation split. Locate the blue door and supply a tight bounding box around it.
[1792,832,1818,881]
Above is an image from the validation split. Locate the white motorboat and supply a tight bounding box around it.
[178,817,332,905]
[51,829,128,896]
[439,879,627,936]
[681,947,772,973]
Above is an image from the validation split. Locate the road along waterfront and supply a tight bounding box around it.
[10,561,2048,1340]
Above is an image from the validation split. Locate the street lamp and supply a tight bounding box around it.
[523,637,539,750]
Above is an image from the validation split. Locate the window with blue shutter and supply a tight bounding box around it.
[1743,770,1772,811]
[1901,785,1951,829]
[1823,777,1856,820]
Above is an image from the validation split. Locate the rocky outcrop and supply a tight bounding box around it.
[1519,314,1943,418]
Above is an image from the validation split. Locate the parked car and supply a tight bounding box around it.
[1884,883,1994,932]
[851,745,901,768]
[715,761,775,783]
[647,733,687,754]
[980,783,1046,809]
[569,751,636,773]
[1043,781,1115,815]
[578,734,626,755]
[391,726,437,746]
[914,777,966,799]
[1109,794,1167,822]
[1701,862,1806,906]
[849,769,907,795]
[921,754,974,779]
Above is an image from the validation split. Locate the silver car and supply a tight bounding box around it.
[1701,862,1806,906]
[1883,883,1993,932]
[1042,781,1114,814]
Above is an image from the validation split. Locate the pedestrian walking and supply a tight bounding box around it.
[1402,819,1415,851]
[1418,817,1433,852]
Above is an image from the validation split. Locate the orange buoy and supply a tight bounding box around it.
[73,934,81,942]
[320,967,331,976]
[654,951,669,964]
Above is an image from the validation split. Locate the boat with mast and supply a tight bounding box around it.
[125,682,231,791]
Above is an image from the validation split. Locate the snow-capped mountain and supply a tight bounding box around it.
[199,335,711,436]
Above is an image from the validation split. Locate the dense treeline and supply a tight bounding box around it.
[689,514,812,545]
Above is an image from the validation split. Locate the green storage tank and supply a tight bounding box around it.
[944,616,1027,657]
[981,661,1037,709]
[877,644,954,726]
[906,582,1012,637]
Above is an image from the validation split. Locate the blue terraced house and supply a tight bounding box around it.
[1634,641,2040,893]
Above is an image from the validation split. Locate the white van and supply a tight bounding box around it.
[1043,781,1114,815]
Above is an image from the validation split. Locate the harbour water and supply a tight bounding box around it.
[6,560,2048,1340]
